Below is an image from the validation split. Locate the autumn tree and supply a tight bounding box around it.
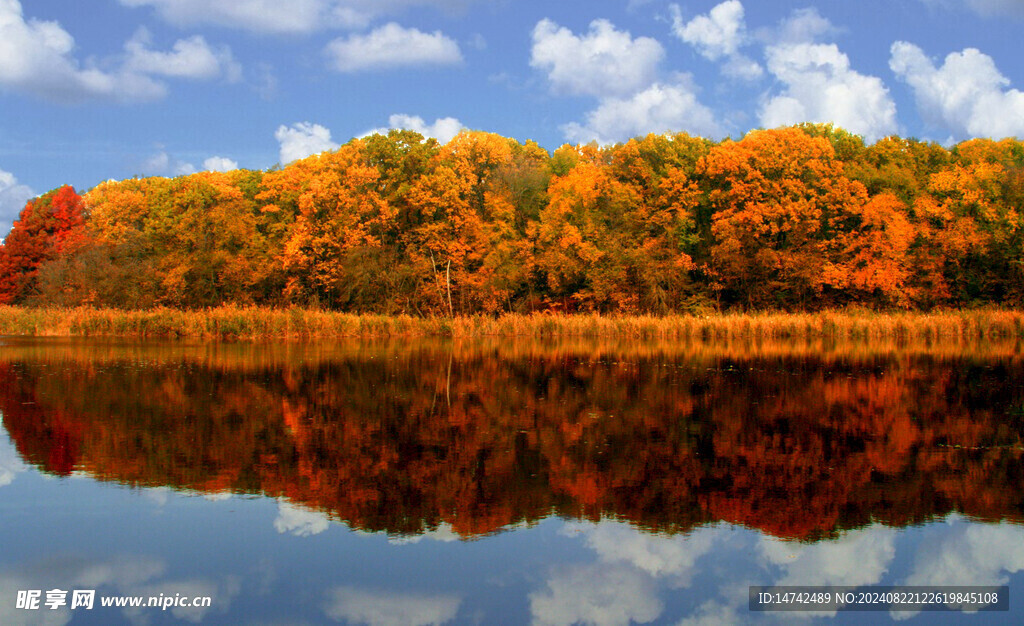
[0,185,86,304]
[405,131,538,314]
[700,128,868,309]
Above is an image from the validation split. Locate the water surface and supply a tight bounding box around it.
[0,337,1022,624]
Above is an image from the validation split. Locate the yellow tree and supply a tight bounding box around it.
[700,127,868,309]
[265,142,393,308]
[406,131,535,314]
[832,192,916,307]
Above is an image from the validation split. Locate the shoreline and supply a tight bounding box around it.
[1,305,1023,342]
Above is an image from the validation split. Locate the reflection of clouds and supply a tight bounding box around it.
[324,586,461,626]
[128,577,241,622]
[142,486,172,506]
[274,501,330,537]
[388,522,461,545]
[676,598,743,626]
[760,524,897,587]
[530,564,662,626]
[904,518,1024,587]
[565,520,720,583]
[529,520,725,625]
[0,425,26,488]
[0,555,238,625]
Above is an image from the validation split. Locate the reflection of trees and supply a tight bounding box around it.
[0,343,1021,541]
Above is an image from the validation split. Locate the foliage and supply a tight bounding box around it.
[4,126,1024,313]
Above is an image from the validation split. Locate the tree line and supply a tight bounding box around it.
[2,124,1023,313]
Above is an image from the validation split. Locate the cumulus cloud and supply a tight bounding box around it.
[0,167,34,240]
[274,501,331,537]
[562,81,721,144]
[774,7,838,44]
[363,114,464,143]
[275,122,340,164]
[118,0,479,34]
[202,156,239,172]
[530,18,664,98]
[0,0,239,103]
[325,23,462,72]
[0,0,162,102]
[323,587,461,626]
[890,41,1024,140]
[124,28,241,82]
[758,10,897,143]
[671,0,762,80]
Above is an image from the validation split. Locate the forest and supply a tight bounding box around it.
[1,124,1022,314]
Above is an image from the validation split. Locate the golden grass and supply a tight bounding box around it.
[1,305,1023,342]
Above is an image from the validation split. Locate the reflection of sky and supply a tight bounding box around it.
[324,587,461,626]
[0,555,239,625]
[530,519,1024,625]
[0,417,26,488]
[1,456,1023,624]
[275,501,331,537]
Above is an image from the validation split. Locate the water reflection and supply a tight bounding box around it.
[0,337,1021,541]
[0,337,1022,624]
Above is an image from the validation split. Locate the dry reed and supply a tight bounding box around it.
[0,305,1022,343]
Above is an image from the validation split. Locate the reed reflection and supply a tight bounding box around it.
[0,338,1021,542]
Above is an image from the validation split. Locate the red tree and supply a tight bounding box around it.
[0,185,86,304]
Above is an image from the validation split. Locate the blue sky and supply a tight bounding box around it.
[2,0,1024,235]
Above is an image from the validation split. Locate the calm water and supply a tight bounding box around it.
[0,336,1022,625]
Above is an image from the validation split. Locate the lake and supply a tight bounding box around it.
[0,336,1021,624]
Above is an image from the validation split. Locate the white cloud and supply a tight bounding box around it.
[760,41,898,142]
[672,0,744,59]
[671,1,762,80]
[918,0,1024,18]
[118,0,479,34]
[772,7,839,44]
[275,122,340,164]
[965,0,1024,16]
[890,41,1024,140]
[0,167,34,240]
[363,114,464,143]
[325,23,462,72]
[0,0,162,102]
[141,151,196,176]
[202,156,239,172]
[562,81,721,144]
[274,500,330,536]
[530,564,663,626]
[119,0,344,33]
[324,587,461,626]
[530,18,664,98]
[0,0,239,103]
[124,28,241,82]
